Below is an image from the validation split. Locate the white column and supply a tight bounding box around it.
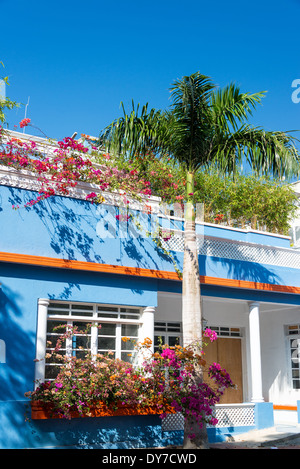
[34,298,50,385]
[140,306,155,353]
[248,301,264,402]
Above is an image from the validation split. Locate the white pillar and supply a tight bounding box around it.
[248,301,264,402]
[140,306,155,353]
[34,298,50,385]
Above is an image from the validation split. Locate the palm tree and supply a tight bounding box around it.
[98,72,300,449]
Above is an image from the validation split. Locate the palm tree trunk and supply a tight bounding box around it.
[182,171,209,449]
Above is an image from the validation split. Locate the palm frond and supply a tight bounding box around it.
[99,72,300,181]
[99,102,167,158]
[210,84,266,132]
[212,124,300,179]
[169,72,215,170]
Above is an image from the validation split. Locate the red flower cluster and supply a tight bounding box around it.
[19,118,31,128]
[0,128,153,208]
[214,213,224,223]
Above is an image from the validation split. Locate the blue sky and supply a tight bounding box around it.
[1,0,300,150]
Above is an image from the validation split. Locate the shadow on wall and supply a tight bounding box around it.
[200,253,281,286]
[0,283,37,448]
[0,285,36,401]
[5,187,181,272]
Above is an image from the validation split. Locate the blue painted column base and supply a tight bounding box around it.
[206,403,274,443]
[297,401,300,423]
[254,402,274,430]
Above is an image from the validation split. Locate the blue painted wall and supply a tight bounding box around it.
[0,184,298,288]
[0,401,183,449]
[0,185,181,272]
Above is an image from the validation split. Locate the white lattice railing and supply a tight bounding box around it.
[161,404,255,431]
[160,232,300,269]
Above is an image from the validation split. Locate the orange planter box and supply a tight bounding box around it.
[30,400,176,420]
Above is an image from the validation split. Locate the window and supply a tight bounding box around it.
[154,321,182,352]
[208,326,241,337]
[44,302,141,381]
[287,325,300,390]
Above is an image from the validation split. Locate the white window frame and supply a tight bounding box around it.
[154,321,182,352]
[286,325,300,390]
[35,299,144,385]
[207,325,242,338]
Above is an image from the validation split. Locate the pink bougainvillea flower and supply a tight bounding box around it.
[203,328,218,342]
[19,118,31,128]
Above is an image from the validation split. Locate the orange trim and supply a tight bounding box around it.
[1,250,300,294]
[200,276,300,295]
[273,405,297,411]
[30,401,176,419]
[0,251,181,280]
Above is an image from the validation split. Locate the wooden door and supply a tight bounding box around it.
[204,338,243,403]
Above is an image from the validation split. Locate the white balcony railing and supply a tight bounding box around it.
[161,232,300,269]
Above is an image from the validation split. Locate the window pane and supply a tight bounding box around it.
[71,305,93,317]
[99,323,116,336]
[75,350,89,360]
[73,335,90,349]
[98,313,118,319]
[168,336,180,347]
[45,351,65,364]
[48,303,70,315]
[167,323,181,332]
[98,306,118,313]
[120,314,140,320]
[288,325,299,335]
[46,334,66,350]
[293,380,300,390]
[292,370,300,379]
[98,337,116,350]
[121,352,136,363]
[45,364,62,380]
[73,321,92,333]
[121,324,138,337]
[122,340,136,351]
[72,304,93,310]
[47,320,68,333]
[154,322,166,332]
[154,335,166,352]
[120,308,139,313]
[46,321,67,350]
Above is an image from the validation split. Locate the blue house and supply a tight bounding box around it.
[1,130,300,448]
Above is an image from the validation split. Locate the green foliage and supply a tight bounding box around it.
[194,172,298,235]
[0,62,19,123]
[106,151,297,235]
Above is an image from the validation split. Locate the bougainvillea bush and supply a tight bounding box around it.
[25,324,233,431]
[140,328,234,432]
[0,124,297,234]
[0,125,152,208]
